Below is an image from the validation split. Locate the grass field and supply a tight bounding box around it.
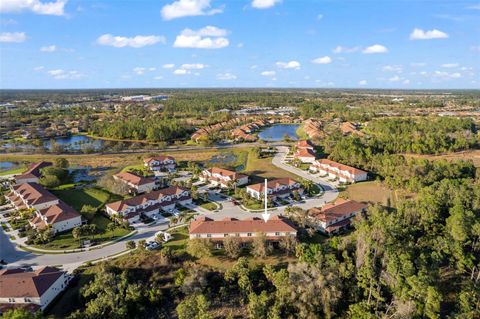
[403,149,480,167]
[0,167,25,176]
[52,187,122,211]
[33,215,130,250]
[164,226,189,251]
[244,154,298,183]
[200,201,218,211]
[341,181,399,207]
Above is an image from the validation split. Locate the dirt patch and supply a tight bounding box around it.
[341,181,402,207]
[403,149,480,167]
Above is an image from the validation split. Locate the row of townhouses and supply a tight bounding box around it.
[246,178,304,200]
[113,171,157,194]
[189,215,297,247]
[200,167,249,188]
[310,159,368,183]
[6,183,82,234]
[105,186,191,223]
[0,267,70,313]
[14,161,52,185]
[307,198,368,234]
[143,155,176,172]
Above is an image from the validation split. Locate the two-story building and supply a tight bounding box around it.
[188,215,297,247]
[113,171,156,194]
[200,167,249,188]
[309,159,368,183]
[105,186,191,223]
[0,267,71,312]
[14,161,52,185]
[143,156,176,172]
[308,198,368,234]
[6,183,82,234]
[246,178,303,201]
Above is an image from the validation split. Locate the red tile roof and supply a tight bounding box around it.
[296,140,315,148]
[11,183,58,206]
[295,148,316,158]
[309,198,368,223]
[189,215,296,234]
[144,156,175,164]
[35,200,81,224]
[114,172,155,186]
[202,167,247,181]
[14,161,52,182]
[247,178,299,193]
[0,267,64,298]
[313,159,367,176]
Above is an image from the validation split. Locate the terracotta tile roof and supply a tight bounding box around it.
[114,172,155,186]
[144,156,175,164]
[295,148,316,158]
[202,167,247,181]
[309,198,368,223]
[189,215,296,234]
[106,186,189,212]
[247,178,299,193]
[313,159,367,176]
[0,267,64,298]
[15,161,52,182]
[11,182,58,206]
[35,200,81,224]
[296,140,315,148]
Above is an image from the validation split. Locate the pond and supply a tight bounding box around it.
[0,161,20,172]
[257,124,300,142]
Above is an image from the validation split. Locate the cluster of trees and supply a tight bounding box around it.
[39,158,70,188]
[90,117,190,142]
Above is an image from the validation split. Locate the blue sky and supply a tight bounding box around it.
[0,0,479,89]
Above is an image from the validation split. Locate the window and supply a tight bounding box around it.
[247,233,252,237]
[224,234,229,237]
[196,234,201,238]
[235,233,240,237]
[207,234,212,238]
[275,232,280,236]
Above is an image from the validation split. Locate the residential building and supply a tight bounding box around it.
[0,267,71,312]
[188,215,297,245]
[310,159,368,183]
[6,183,82,234]
[308,198,368,234]
[200,167,249,188]
[105,186,191,223]
[143,155,176,171]
[14,162,52,185]
[246,178,303,200]
[296,140,315,151]
[294,148,317,163]
[113,171,156,194]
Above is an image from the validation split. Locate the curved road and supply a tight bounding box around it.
[0,146,338,271]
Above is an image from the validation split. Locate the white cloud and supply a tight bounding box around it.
[467,4,480,9]
[180,63,206,69]
[34,66,45,71]
[261,70,276,77]
[133,67,147,75]
[40,45,56,52]
[97,34,166,48]
[332,45,359,54]
[433,70,462,79]
[173,26,229,49]
[388,75,401,82]
[154,76,163,80]
[276,60,301,69]
[409,28,449,40]
[0,32,26,43]
[317,14,323,20]
[441,63,459,68]
[161,0,223,20]
[162,63,175,69]
[47,69,84,80]
[0,0,66,16]
[403,79,410,84]
[173,69,188,75]
[252,0,281,9]
[312,56,332,64]
[470,45,480,52]
[382,65,402,73]
[217,73,237,80]
[358,80,367,85]
[362,44,388,54]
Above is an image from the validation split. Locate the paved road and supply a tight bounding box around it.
[0,145,338,271]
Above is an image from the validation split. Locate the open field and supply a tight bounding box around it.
[403,149,480,167]
[52,187,122,211]
[0,167,25,176]
[33,215,130,250]
[244,154,298,182]
[164,226,189,251]
[341,181,402,207]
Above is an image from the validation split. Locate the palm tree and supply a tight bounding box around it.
[301,179,314,194]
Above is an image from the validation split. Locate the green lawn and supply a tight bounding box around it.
[52,187,122,211]
[33,215,130,250]
[0,167,25,176]
[164,226,189,251]
[244,154,298,183]
[199,201,218,211]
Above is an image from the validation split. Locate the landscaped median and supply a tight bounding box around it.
[18,230,138,254]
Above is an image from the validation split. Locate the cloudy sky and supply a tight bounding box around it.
[0,0,479,89]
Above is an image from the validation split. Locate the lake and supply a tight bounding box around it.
[257,124,300,141]
[0,161,20,172]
